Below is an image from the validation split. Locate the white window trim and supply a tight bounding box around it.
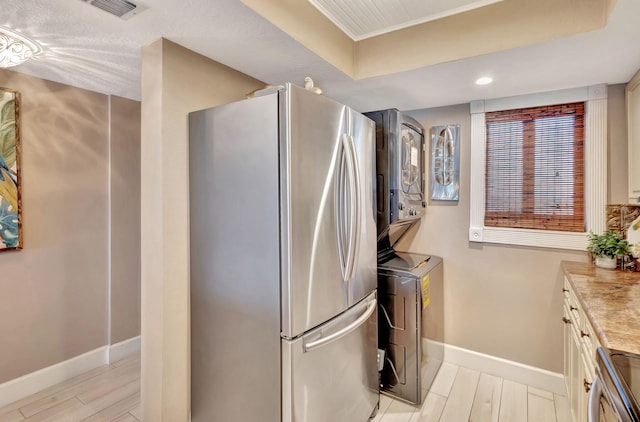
[469,85,607,250]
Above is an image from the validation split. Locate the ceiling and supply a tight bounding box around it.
[2,0,639,112]
[306,0,505,41]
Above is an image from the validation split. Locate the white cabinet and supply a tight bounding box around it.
[562,277,601,422]
[627,69,640,202]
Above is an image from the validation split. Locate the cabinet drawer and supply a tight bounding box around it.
[564,278,582,327]
[563,277,571,300]
[580,321,593,358]
[569,293,582,327]
[582,317,601,364]
[581,352,594,393]
[581,335,594,374]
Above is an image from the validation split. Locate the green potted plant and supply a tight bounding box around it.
[587,230,631,269]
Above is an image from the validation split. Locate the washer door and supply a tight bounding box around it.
[400,124,423,197]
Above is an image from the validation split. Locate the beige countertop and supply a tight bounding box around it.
[562,261,640,355]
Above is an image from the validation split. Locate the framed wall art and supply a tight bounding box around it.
[0,87,21,250]
[430,124,460,201]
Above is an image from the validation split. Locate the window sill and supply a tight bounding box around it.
[469,226,588,251]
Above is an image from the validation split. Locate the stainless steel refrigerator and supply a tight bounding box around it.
[189,83,379,422]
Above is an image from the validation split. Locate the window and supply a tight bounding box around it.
[469,85,607,250]
[484,102,585,232]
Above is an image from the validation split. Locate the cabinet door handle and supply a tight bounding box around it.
[581,330,590,338]
[562,317,572,324]
[584,379,592,393]
[570,306,578,311]
[562,288,569,293]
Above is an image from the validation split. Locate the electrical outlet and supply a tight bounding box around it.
[469,228,483,242]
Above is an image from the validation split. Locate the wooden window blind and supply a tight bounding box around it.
[484,102,585,232]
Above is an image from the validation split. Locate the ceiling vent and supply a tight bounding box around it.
[82,0,147,20]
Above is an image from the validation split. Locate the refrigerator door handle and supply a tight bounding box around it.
[343,133,361,282]
[303,298,376,353]
[336,136,348,281]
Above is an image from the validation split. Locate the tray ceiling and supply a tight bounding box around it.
[1,0,637,113]
[308,0,504,40]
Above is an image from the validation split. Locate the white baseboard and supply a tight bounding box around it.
[0,346,108,408]
[444,343,566,395]
[108,336,141,364]
[0,337,564,409]
[0,335,142,408]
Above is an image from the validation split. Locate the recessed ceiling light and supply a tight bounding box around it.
[475,77,493,85]
[0,27,42,68]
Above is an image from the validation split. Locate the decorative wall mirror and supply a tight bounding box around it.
[430,124,460,201]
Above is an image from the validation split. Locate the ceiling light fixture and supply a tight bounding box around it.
[0,27,42,68]
[475,76,493,85]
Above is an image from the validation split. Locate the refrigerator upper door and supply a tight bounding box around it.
[348,108,377,306]
[280,85,376,338]
[282,292,379,422]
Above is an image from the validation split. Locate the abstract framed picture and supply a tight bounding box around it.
[430,124,460,201]
[0,87,21,251]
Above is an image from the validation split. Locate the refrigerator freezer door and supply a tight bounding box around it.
[280,85,376,338]
[282,292,379,422]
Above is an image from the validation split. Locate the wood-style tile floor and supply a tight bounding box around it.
[375,362,571,422]
[0,355,141,422]
[0,357,568,422]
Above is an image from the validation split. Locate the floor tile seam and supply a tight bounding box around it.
[76,393,139,422]
[489,375,505,422]
[527,386,555,401]
[75,373,140,404]
[463,369,483,421]
[24,366,135,413]
[528,391,560,422]
[438,363,460,398]
[67,387,139,422]
[24,397,82,421]
[527,391,555,402]
[495,379,503,422]
[102,392,140,417]
[3,366,111,416]
[551,394,564,422]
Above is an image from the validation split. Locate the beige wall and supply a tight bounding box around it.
[0,70,141,385]
[110,95,141,344]
[0,70,110,383]
[140,38,264,421]
[608,84,629,203]
[398,85,627,373]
